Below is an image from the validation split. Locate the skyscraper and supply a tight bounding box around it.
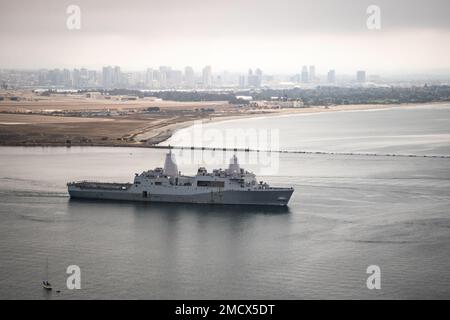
[80,68,88,88]
[88,70,97,87]
[301,66,309,83]
[113,66,121,87]
[247,68,262,87]
[327,70,336,83]
[102,66,113,88]
[184,66,195,88]
[62,69,71,87]
[48,69,62,86]
[146,68,154,88]
[255,68,262,87]
[72,68,81,88]
[168,70,182,88]
[202,65,212,88]
[152,70,161,88]
[159,66,170,88]
[309,65,316,82]
[356,70,366,83]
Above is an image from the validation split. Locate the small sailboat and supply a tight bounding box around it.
[42,258,52,290]
[42,280,52,290]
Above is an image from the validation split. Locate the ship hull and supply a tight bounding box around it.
[68,186,294,206]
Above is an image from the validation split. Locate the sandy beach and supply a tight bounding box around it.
[138,102,438,146]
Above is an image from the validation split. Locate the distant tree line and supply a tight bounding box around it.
[250,85,450,106]
[60,85,450,106]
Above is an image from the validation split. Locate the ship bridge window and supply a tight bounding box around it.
[197,180,224,187]
[155,181,162,186]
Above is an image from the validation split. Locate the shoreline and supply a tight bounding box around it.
[150,101,450,146]
[0,101,448,148]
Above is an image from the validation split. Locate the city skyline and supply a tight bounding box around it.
[3,63,450,91]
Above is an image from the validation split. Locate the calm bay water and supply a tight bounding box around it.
[1,104,450,299]
[165,103,450,156]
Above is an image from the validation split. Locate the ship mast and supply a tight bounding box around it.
[228,154,240,175]
[164,149,179,177]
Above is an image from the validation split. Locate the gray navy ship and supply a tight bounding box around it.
[68,151,294,206]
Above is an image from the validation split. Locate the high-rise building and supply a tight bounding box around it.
[327,70,336,83]
[356,70,366,83]
[221,70,231,86]
[159,66,171,88]
[88,70,97,87]
[309,65,316,82]
[239,75,246,88]
[120,72,131,88]
[72,68,81,88]
[301,66,309,83]
[184,66,195,88]
[255,68,262,87]
[102,66,113,88]
[145,68,154,88]
[62,69,71,87]
[247,68,262,87]
[79,68,88,88]
[113,66,121,87]
[152,70,161,88]
[202,65,212,88]
[168,70,182,88]
[48,69,63,86]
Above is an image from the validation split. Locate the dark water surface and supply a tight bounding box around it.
[1,105,449,299]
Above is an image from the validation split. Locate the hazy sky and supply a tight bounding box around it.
[1,0,449,74]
